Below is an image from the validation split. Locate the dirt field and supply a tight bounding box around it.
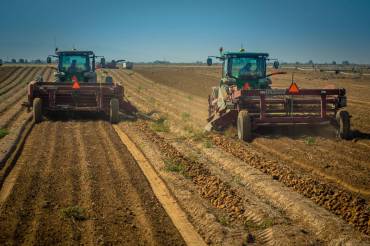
[113,65,370,241]
[0,65,369,245]
[0,120,184,245]
[0,66,186,245]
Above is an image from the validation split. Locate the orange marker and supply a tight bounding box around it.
[288,82,299,94]
[72,75,80,89]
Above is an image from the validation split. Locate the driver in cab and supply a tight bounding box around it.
[239,62,254,76]
[67,60,78,73]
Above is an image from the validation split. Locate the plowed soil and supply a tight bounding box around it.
[1,65,369,245]
[0,120,185,245]
[0,66,185,245]
[112,65,369,237]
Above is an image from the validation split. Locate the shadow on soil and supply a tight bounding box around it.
[351,130,370,140]
[254,124,338,140]
[45,111,108,122]
[254,125,370,141]
[44,110,145,123]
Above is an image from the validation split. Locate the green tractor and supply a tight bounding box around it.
[206,48,349,141]
[47,50,98,83]
[26,49,138,124]
[206,48,279,90]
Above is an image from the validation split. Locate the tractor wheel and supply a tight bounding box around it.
[33,98,42,123]
[336,110,350,140]
[237,110,252,141]
[110,98,119,124]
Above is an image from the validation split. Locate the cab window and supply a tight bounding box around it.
[60,55,89,72]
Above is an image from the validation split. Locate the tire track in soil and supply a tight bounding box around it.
[120,121,325,245]
[110,69,370,235]
[1,120,186,245]
[0,123,51,245]
[80,121,185,245]
[130,121,324,244]
[97,122,158,242]
[29,121,82,244]
[75,122,97,245]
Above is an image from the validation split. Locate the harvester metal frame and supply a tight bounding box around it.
[25,49,135,124]
[206,48,351,141]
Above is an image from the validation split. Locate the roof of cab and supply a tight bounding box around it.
[56,50,95,56]
[223,51,269,58]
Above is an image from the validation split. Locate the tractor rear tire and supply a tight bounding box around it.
[33,98,42,123]
[237,110,252,141]
[110,98,119,124]
[336,110,350,140]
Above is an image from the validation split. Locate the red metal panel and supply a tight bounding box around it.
[254,116,330,124]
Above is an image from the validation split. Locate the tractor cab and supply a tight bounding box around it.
[48,50,97,83]
[207,49,279,90]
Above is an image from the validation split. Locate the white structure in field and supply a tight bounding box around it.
[122,62,134,69]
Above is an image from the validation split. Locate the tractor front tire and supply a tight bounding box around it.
[237,110,252,141]
[336,110,350,140]
[33,98,42,123]
[110,98,119,124]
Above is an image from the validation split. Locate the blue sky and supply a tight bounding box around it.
[1,0,370,63]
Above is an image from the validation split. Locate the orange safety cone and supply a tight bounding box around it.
[72,75,80,89]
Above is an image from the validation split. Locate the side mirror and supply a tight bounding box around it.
[100,58,106,66]
[207,58,212,66]
[273,61,280,69]
[46,57,51,64]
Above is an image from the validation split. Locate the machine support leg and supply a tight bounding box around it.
[321,94,327,118]
[260,94,266,120]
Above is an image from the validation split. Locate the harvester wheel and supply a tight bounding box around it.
[110,98,119,124]
[237,110,252,141]
[336,110,350,140]
[33,98,42,123]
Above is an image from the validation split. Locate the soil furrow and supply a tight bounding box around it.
[80,120,185,245]
[120,66,370,235]
[252,137,370,195]
[0,67,33,95]
[111,70,206,126]
[114,70,207,112]
[0,67,21,84]
[0,67,50,130]
[209,133,370,235]
[0,67,41,114]
[0,67,25,88]
[0,123,49,244]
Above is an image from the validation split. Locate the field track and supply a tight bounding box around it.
[0,65,369,245]
[0,120,185,245]
[106,67,370,238]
